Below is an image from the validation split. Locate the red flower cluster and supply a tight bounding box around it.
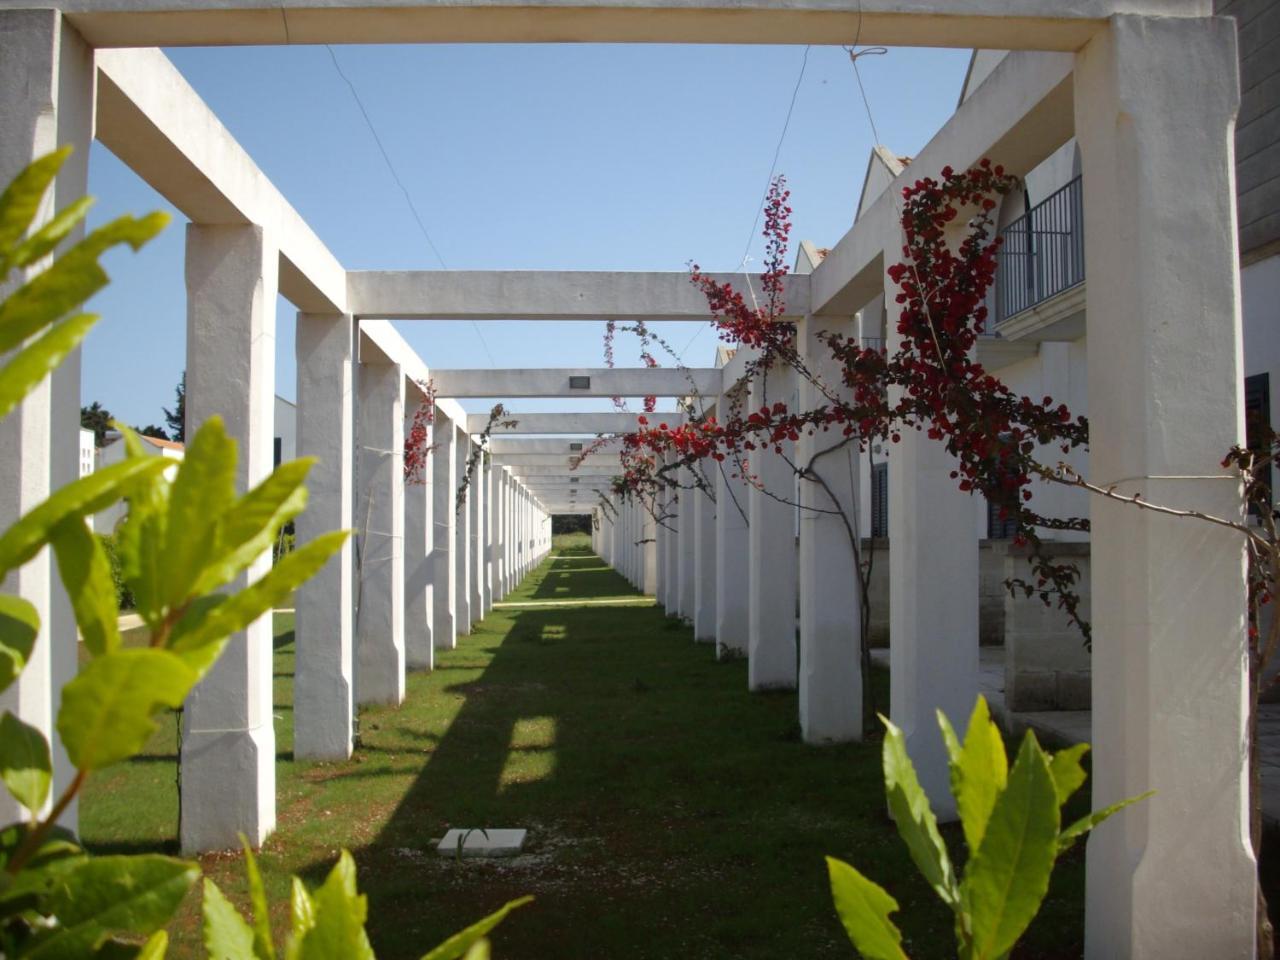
[403,378,438,485]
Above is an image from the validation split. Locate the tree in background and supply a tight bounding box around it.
[134,423,169,441]
[164,369,185,443]
[80,400,113,446]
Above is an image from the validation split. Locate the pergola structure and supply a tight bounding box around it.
[0,2,1249,955]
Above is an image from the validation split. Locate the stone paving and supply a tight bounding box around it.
[872,646,1280,827]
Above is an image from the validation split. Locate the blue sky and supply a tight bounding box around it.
[83,42,969,428]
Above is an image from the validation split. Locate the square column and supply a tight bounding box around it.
[0,9,93,830]
[483,461,496,614]
[1075,16,1253,956]
[354,358,405,707]
[468,453,484,621]
[403,380,434,670]
[748,365,799,689]
[887,276,978,815]
[693,483,717,642]
[654,483,669,609]
[641,501,658,596]
[454,430,472,634]
[796,315,862,744]
[182,223,277,852]
[677,473,696,618]
[431,412,457,650]
[715,454,750,659]
[294,313,355,758]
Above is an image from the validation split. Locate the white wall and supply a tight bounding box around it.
[274,394,296,465]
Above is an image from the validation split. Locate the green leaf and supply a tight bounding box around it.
[460,942,489,960]
[879,714,959,907]
[1058,791,1154,853]
[0,148,70,261]
[418,896,533,960]
[937,696,1008,854]
[241,834,276,960]
[193,459,313,598]
[171,531,349,656]
[0,822,84,909]
[291,851,373,960]
[26,855,198,958]
[9,196,94,271]
[0,211,168,354]
[289,876,316,946]
[137,931,169,960]
[0,311,97,421]
[111,433,171,628]
[0,594,39,695]
[1048,744,1090,807]
[203,877,256,960]
[0,456,170,576]
[161,417,237,608]
[58,648,196,771]
[49,515,120,657]
[0,710,51,814]
[826,857,909,960]
[961,731,1061,960]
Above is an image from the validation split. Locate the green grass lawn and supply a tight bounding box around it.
[80,531,1088,958]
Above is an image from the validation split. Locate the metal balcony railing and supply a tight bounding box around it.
[996,175,1085,323]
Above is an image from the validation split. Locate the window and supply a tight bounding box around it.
[871,462,888,538]
[1246,372,1271,513]
[986,496,1018,540]
[274,437,282,468]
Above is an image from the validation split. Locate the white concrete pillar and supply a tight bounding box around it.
[677,474,696,618]
[354,358,405,707]
[886,274,977,814]
[655,483,669,608]
[796,315,862,744]
[641,502,658,596]
[483,461,496,614]
[693,483,717,642]
[469,452,484,620]
[402,380,433,671]
[1076,16,1253,957]
[182,223,277,851]
[294,313,355,758]
[715,455,750,658]
[0,8,93,831]
[431,411,457,651]
[455,430,472,633]
[749,366,799,689]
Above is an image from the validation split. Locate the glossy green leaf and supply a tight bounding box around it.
[203,877,256,960]
[193,459,313,597]
[418,895,534,960]
[0,311,97,422]
[826,856,909,960]
[0,456,170,576]
[880,714,958,907]
[291,851,373,960]
[57,648,196,771]
[961,732,1060,960]
[8,196,94,271]
[241,834,276,960]
[937,696,1007,854]
[0,710,51,814]
[460,942,489,960]
[171,531,349,656]
[49,515,120,657]
[25,855,198,958]
[0,822,84,909]
[0,148,71,260]
[0,211,167,354]
[0,594,39,695]
[111,431,171,628]
[161,418,236,608]
[1048,744,1090,808]
[289,876,316,947]
[1058,790,1153,853]
[137,931,169,960]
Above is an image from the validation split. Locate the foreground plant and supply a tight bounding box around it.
[0,150,529,957]
[827,697,1150,960]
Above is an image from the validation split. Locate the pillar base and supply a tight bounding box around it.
[180,723,275,854]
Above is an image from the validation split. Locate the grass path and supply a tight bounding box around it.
[80,532,1086,958]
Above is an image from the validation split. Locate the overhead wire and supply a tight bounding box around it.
[324,44,498,366]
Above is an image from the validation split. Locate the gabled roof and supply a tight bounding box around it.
[854,146,911,224]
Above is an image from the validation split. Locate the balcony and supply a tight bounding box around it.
[996,175,1085,327]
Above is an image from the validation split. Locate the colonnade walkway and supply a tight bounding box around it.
[78,532,1088,958]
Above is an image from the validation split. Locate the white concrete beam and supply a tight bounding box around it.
[468,411,675,435]
[432,367,721,398]
[27,1,1208,50]
[349,270,808,321]
[488,437,622,455]
[93,48,346,314]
